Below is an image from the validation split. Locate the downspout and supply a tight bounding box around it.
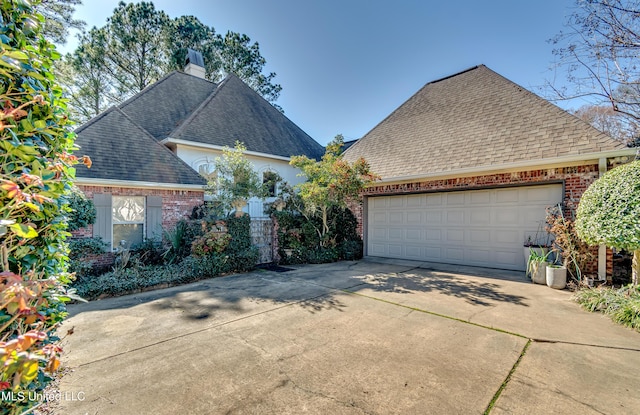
[598,157,607,281]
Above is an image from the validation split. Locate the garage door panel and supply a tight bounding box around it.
[495,230,519,244]
[371,228,387,239]
[367,184,563,271]
[406,246,422,258]
[389,228,403,240]
[470,191,491,205]
[446,248,464,261]
[406,229,422,240]
[468,248,490,263]
[447,229,465,242]
[407,212,422,223]
[406,195,423,207]
[470,230,491,243]
[426,194,443,206]
[495,188,519,203]
[425,229,442,241]
[426,211,443,223]
[388,245,403,256]
[447,210,464,224]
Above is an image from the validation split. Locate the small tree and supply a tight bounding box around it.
[290,135,380,246]
[0,1,89,413]
[207,142,266,216]
[575,160,640,286]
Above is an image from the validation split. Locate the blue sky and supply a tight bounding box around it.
[66,0,579,145]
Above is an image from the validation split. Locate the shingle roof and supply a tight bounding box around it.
[74,107,207,185]
[171,74,325,160]
[119,71,217,140]
[343,65,626,179]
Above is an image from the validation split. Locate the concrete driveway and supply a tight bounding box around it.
[57,258,640,414]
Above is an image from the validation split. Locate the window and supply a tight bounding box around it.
[112,196,145,249]
[263,171,278,197]
[92,194,162,250]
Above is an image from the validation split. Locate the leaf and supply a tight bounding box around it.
[9,223,38,239]
[21,360,39,384]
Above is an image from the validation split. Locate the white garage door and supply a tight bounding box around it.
[367,184,563,271]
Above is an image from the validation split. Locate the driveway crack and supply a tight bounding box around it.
[484,339,532,414]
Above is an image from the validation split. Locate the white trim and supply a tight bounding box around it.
[162,138,292,162]
[75,177,205,191]
[375,148,637,184]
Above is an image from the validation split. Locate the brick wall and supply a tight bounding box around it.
[353,164,612,277]
[72,185,204,237]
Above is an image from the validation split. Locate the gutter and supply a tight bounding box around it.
[161,138,292,162]
[376,148,637,184]
[75,177,206,191]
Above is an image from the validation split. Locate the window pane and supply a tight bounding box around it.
[113,224,144,249]
[263,171,277,197]
[113,196,145,223]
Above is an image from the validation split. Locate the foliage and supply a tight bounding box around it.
[35,0,84,45]
[548,0,640,125]
[576,160,640,285]
[55,27,114,122]
[191,227,231,257]
[67,237,106,260]
[274,204,363,265]
[63,4,282,122]
[290,135,379,245]
[573,105,640,146]
[546,204,594,282]
[0,1,89,412]
[225,215,258,272]
[64,186,95,231]
[206,142,267,215]
[574,285,640,331]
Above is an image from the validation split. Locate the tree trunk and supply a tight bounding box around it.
[633,249,639,287]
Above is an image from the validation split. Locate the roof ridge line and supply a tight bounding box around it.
[118,71,179,110]
[73,106,118,134]
[169,74,233,138]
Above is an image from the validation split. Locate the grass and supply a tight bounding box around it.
[574,285,640,332]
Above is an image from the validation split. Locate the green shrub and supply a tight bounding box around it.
[68,237,109,277]
[131,238,165,266]
[225,215,258,271]
[64,187,96,231]
[274,206,363,265]
[0,2,87,412]
[574,285,640,331]
[191,229,231,257]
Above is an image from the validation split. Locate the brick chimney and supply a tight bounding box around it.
[184,49,206,79]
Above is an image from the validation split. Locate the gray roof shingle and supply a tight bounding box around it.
[74,107,207,185]
[343,65,626,179]
[171,74,325,160]
[119,71,217,140]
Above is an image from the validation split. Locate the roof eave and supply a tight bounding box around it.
[75,177,206,191]
[375,148,637,184]
[161,137,293,162]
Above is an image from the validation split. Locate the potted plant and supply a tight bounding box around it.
[524,223,551,271]
[545,204,594,288]
[528,249,552,284]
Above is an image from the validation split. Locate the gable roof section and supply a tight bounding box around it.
[343,65,626,179]
[119,71,217,140]
[74,107,207,186]
[170,74,325,160]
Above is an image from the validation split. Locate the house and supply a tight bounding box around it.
[343,65,636,277]
[73,51,324,250]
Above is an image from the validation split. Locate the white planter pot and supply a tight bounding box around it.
[546,266,567,289]
[524,246,549,276]
[531,261,549,284]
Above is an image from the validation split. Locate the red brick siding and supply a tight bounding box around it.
[355,164,611,277]
[72,185,204,237]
